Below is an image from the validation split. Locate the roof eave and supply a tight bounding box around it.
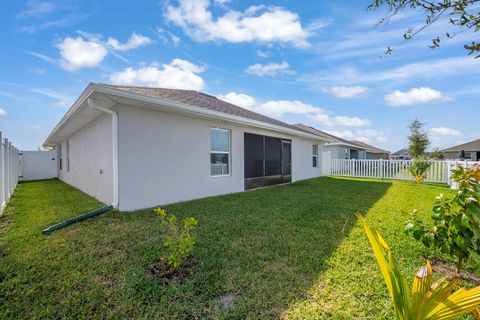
[326,142,368,150]
[44,84,329,147]
[43,83,97,148]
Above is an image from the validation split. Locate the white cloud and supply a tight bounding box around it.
[256,49,271,58]
[429,127,464,149]
[56,31,153,71]
[326,130,355,139]
[355,129,388,143]
[309,113,371,127]
[165,0,310,47]
[27,51,56,63]
[17,1,56,19]
[107,32,153,51]
[326,128,387,145]
[0,107,6,116]
[429,127,462,137]
[254,100,371,127]
[332,116,371,127]
[110,58,206,90]
[245,61,294,77]
[154,28,181,46]
[0,91,23,101]
[300,57,480,87]
[56,36,108,71]
[214,0,230,5]
[28,67,46,74]
[29,88,74,108]
[257,100,319,118]
[218,92,256,109]
[384,87,445,106]
[324,86,368,98]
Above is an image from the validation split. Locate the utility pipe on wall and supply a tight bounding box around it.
[87,98,119,208]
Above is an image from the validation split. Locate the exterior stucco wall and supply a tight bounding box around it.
[324,145,367,159]
[444,151,480,161]
[367,152,390,160]
[324,145,346,159]
[117,104,322,211]
[443,151,458,160]
[57,113,113,204]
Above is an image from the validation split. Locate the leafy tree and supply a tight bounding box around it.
[408,119,430,158]
[154,208,198,268]
[369,0,480,58]
[428,149,444,160]
[408,158,432,183]
[405,164,480,272]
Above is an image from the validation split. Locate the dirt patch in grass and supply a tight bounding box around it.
[219,293,238,310]
[147,256,197,283]
[430,258,480,285]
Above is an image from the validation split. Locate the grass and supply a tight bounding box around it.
[0,177,477,319]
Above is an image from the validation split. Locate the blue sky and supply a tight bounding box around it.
[1,0,479,151]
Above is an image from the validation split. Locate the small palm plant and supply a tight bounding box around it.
[408,158,432,184]
[357,213,480,319]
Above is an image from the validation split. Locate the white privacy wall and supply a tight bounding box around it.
[324,145,366,160]
[0,132,20,215]
[117,104,323,211]
[20,150,56,181]
[324,145,346,159]
[58,113,113,204]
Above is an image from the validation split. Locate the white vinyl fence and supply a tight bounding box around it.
[329,159,452,184]
[20,150,56,181]
[0,132,21,215]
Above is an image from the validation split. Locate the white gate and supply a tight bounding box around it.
[321,151,331,176]
[20,150,57,181]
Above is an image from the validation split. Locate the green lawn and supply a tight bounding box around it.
[0,177,477,319]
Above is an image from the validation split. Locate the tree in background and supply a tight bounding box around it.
[369,0,480,58]
[428,148,445,160]
[408,119,430,158]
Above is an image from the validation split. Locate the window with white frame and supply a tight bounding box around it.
[210,128,230,176]
[66,140,70,172]
[58,144,63,171]
[312,144,318,167]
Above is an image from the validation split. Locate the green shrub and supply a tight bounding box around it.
[405,163,480,271]
[408,158,432,184]
[154,208,198,268]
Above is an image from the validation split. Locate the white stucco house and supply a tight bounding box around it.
[43,83,328,211]
[391,149,411,160]
[294,124,389,160]
[442,139,480,161]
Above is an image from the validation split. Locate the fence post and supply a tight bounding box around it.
[8,142,13,196]
[0,132,3,214]
[445,161,451,186]
[380,160,384,179]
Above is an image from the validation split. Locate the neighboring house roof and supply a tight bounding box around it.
[294,124,366,149]
[44,83,328,147]
[349,140,390,154]
[392,148,409,156]
[442,139,480,152]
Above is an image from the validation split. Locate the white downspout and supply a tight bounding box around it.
[87,98,119,209]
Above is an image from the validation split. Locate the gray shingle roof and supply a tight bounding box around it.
[349,140,390,154]
[103,84,313,135]
[442,139,480,152]
[392,148,408,156]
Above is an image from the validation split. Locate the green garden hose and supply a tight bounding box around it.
[42,205,113,235]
